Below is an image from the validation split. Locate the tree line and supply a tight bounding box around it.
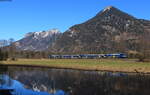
[0,38,14,61]
[0,47,51,61]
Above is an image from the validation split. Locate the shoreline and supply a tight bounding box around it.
[1,63,150,74]
[1,59,150,74]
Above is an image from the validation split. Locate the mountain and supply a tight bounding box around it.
[50,6,150,53]
[14,29,62,51]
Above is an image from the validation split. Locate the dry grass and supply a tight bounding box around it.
[2,59,150,73]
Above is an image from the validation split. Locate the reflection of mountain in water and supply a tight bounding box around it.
[1,66,150,95]
[0,74,66,95]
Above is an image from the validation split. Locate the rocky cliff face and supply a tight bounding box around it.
[50,6,150,53]
[14,29,62,51]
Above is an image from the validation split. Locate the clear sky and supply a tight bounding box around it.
[0,0,150,40]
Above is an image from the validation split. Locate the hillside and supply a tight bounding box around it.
[50,6,150,53]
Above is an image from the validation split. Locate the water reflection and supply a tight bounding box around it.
[0,65,150,95]
[0,75,66,95]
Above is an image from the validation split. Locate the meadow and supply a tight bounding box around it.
[1,59,150,73]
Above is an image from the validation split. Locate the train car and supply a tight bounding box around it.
[105,53,127,58]
[49,55,61,59]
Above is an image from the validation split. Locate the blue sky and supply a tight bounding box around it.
[0,0,150,40]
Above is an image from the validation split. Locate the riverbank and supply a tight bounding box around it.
[1,59,150,73]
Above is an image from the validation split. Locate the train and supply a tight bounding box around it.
[49,53,127,59]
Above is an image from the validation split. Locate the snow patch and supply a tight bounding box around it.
[67,29,75,37]
[103,6,113,12]
[25,29,60,39]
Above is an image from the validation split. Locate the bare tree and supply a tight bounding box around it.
[138,29,150,61]
[8,38,17,60]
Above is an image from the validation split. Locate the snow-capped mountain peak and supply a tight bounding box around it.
[103,6,113,12]
[25,29,60,39]
[15,29,62,51]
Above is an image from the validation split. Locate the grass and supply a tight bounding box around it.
[1,59,150,73]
